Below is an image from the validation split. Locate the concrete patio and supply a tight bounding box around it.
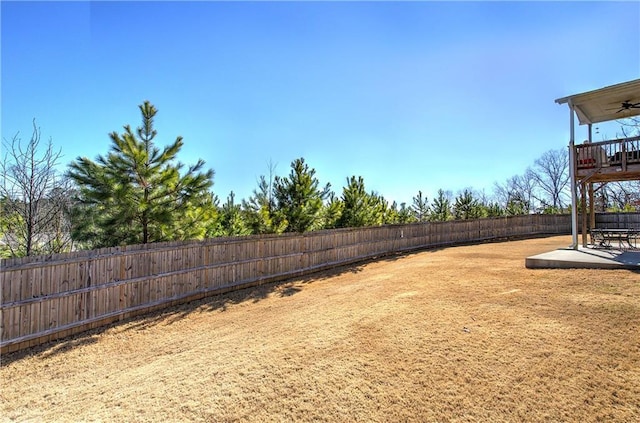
[526,246,640,270]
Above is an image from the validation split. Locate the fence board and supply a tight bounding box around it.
[0,213,589,353]
[595,212,640,229]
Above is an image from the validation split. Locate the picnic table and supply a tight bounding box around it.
[590,228,639,250]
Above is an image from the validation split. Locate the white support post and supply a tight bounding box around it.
[587,123,593,244]
[569,103,578,249]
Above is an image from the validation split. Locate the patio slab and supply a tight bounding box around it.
[525,246,640,270]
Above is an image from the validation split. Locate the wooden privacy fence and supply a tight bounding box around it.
[595,212,640,228]
[1,214,570,354]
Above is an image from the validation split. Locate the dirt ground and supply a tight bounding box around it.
[1,235,639,422]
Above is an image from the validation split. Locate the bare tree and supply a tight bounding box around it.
[529,148,570,211]
[618,116,640,138]
[602,181,640,211]
[493,172,537,214]
[1,120,72,257]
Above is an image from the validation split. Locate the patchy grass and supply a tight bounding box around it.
[1,235,639,422]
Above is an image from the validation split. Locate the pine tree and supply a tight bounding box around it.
[68,101,214,248]
[273,158,331,233]
[336,176,378,228]
[485,202,504,217]
[383,199,399,224]
[242,171,286,235]
[430,189,452,222]
[411,190,430,222]
[218,191,251,236]
[396,202,415,223]
[321,193,343,229]
[453,189,482,220]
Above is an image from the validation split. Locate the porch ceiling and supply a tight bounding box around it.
[555,79,640,125]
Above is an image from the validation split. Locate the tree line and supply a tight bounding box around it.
[2,101,639,258]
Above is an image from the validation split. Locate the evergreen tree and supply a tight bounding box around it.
[453,189,483,220]
[218,191,251,236]
[242,174,286,234]
[382,199,400,224]
[396,202,415,223]
[485,202,504,217]
[336,176,379,228]
[411,190,430,222]
[368,193,389,225]
[321,193,343,229]
[430,189,452,222]
[505,194,530,216]
[68,101,214,248]
[273,158,331,233]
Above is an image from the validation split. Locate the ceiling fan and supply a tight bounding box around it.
[616,100,640,113]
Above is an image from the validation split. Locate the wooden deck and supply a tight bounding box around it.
[576,135,640,183]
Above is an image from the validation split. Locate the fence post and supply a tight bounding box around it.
[0,213,588,353]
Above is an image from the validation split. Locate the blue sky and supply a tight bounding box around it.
[2,1,639,205]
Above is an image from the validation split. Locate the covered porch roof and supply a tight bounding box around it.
[555,78,640,125]
[555,78,640,251]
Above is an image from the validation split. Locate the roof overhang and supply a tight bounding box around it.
[555,79,640,125]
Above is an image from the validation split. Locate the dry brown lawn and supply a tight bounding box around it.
[1,235,639,422]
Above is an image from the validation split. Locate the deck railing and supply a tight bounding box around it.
[576,136,640,170]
